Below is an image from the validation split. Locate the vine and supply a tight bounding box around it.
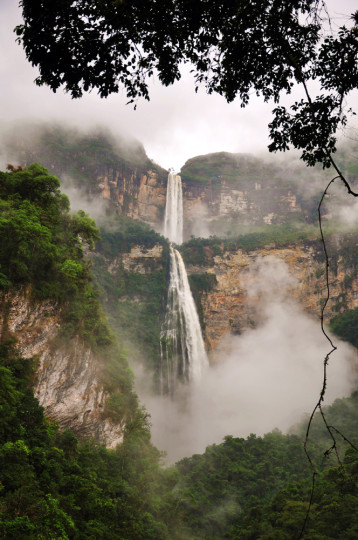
[299,172,358,538]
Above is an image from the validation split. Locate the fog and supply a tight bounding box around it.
[187,202,211,239]
[60,179,111,226]
[323,158,358,230]
[1,1,357,172]
[136,256,356,464]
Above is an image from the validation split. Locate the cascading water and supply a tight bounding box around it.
[160,172,208,395]
[163,172,183,245]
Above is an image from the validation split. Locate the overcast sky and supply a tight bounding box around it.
[1,0,357,171]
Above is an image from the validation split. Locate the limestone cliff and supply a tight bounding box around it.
[90,222,358,369]
[5,126,333,237]
[98,169,167,228]
[95,152,323,236]
[4,124,168,230]
[0,290,124,447]
[183,239,358,350]
[180,152,327,237]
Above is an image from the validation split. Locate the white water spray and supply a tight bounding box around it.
[160,173,208,395]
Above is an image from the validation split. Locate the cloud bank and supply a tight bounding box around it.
[137,257,356,463]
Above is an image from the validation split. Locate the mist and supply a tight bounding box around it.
[60,178,111,226]
[136,256,356,464]
[187,201,212,239]
[323,173,358,230]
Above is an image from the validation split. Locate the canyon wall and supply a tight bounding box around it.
[5,127,328,236]
[95,236,358,356]
[94,152,321,236]
[185,241,358,350]
[4,125,168,230]
[98,168,167,227]
[181,153,311,237]
[0,289,124,447]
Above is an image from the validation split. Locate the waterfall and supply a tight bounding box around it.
[160,172,208,395]
[163,172,183,245]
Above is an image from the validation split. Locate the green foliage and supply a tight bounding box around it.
[227,448,358,539]
[188,273,218,293]
[0,164,99,300]
[91,216,169,379]
[0,164,138,423]
[97,215,168,256]
[180,152,284,188]
[174,388,358,538]
[0,342,179,539]
[175,431,312,538]
[180,225,319,266]
[330,308,358,348]
[0,163,118,348]
[188,273,218,328]
[180,237,221,265]
[4,125,166,191]
[17,2,357,169]
[315,266,325,278]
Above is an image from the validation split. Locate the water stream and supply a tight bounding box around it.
[160,172,208,395]
[163,172,183,245]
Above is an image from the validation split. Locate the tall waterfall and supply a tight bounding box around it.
[163,173,183,245]
[160,173,208,395]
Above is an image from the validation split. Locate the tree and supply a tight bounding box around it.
[13,2,358,535]
[16,1,357,171]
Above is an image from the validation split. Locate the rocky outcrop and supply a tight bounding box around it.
[180,152,322,238]
[95,153,312,237]
[98,169,167,228]
[0,290,124,447]
[121,244,164,274]
[7,126,169,231]
[97,153,313,236]
[185,242,358,351]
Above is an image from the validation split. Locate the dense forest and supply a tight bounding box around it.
[1,163,358,538]
[2,326,358,539]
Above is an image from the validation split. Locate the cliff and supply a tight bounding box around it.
[91,222,358,374]
[3,127,358,397]
[0,289,124,447]
[0,163,136,447]
[183,238,358,350]
[3,124,168,230]
[4,125,343,238]
[90,218,169,391]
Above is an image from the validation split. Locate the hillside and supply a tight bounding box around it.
[0,164,136,444]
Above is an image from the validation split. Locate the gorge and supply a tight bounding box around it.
[1,124,358,537]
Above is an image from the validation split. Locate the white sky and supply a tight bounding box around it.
[0,0,357,171]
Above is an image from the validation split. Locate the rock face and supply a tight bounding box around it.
[9,127,333,239]
[91,151,321,239]
[98,169,167,229]
[97,152,316,236]
[8,126,169,231]
[185,240,358,351]
[0,290,124,447]
[179,152,325,237]
[92,229,358,362]
[121,244,164,274]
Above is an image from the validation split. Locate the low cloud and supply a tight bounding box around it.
[60,177,110,226]
[187,201,211,239]
[137,256,356,463]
